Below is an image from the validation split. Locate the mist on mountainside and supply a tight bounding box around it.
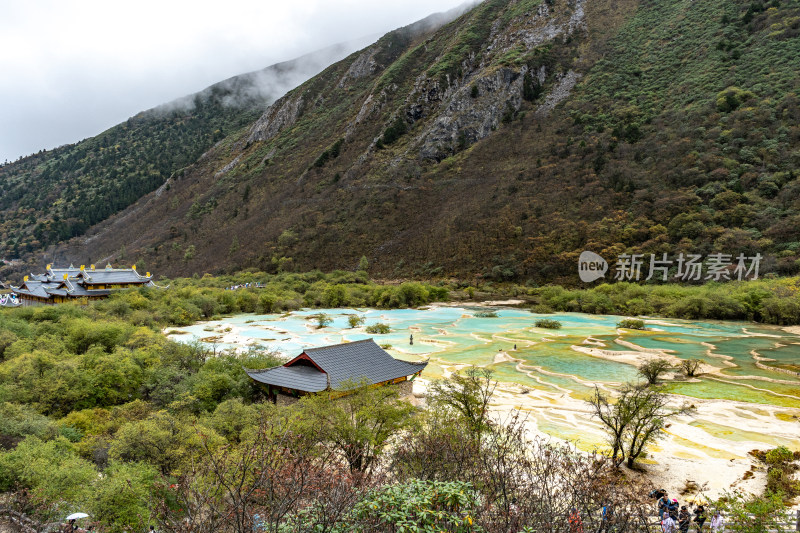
[148,2,480,115]
[149,37,379,115]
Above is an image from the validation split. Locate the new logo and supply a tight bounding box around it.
[578,251,608,283]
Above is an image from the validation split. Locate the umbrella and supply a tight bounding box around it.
[66,512,89,520]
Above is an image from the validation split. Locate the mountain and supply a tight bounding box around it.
[0,36,376,262]
[4,0,800,285]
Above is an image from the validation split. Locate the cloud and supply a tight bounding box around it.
[0,0,474,163]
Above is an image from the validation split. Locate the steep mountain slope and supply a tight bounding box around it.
[0,39,373,260]
[21,0,800,284]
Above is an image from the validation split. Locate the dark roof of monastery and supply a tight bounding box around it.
[246,338,427,393]
[250,365,330,392]
[48,267,82,278]
[78,270,150,284]
[44,265,151,284]
[13,280,55,298]
[12,278,111,299]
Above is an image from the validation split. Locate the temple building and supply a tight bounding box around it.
[11,264,154,306]
[246,338,427,404]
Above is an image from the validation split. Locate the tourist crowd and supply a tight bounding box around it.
[655,491,724,532]
[563,491,727,532]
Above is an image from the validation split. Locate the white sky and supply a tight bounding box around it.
[0,0,469,163]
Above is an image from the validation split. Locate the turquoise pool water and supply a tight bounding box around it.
[169,307,800,409]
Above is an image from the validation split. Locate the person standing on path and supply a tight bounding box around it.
[568,508,583,533]
[693,505,706,532]
[668,499,679,520]
[599,503,616,532]
[710,511,724,532]
[678,507,690,533]
[661,513,677,533]
[658,493,670,519]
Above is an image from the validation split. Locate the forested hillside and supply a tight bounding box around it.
[5,0,800,285]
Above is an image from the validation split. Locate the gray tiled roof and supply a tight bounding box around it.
[247,364,329,392]
[246,338,427,393]
[49,268,81,279]
[45,286,111,297]
[305,339,427,390]
[42,266,150,285]
[14,281,54,298]
[80,270,150,284]
[13,279,111,300]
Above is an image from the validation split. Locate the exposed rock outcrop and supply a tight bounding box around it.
[414,67,525,160]
[535,70,581,116]
[247,94,304,144]
[338,46,380,88]
[402,0,588,160]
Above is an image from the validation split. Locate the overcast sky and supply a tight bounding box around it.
[0,0,470,164]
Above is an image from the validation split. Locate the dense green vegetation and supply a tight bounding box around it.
[0,273,448,530]
[0,302,280,529]
[98,271,447,327]
[1,271,798,530]
[526,278,800,325]
[750,446,800,500]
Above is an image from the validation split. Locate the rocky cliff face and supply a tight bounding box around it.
[244,0,587,164]
[405,0,586,160]
[247,94,305,144]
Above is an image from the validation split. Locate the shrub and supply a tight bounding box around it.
[765,446,794,466]
[309,313,332,328]
[350,479,481,531]
[715,86,756,112]
[617,318,646,330]
[638,359,672,385]
[347,314,365,328]
[679,358,704,377]
[534,318,562,329]
[379,117,408,147]
[365,323,391,334]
